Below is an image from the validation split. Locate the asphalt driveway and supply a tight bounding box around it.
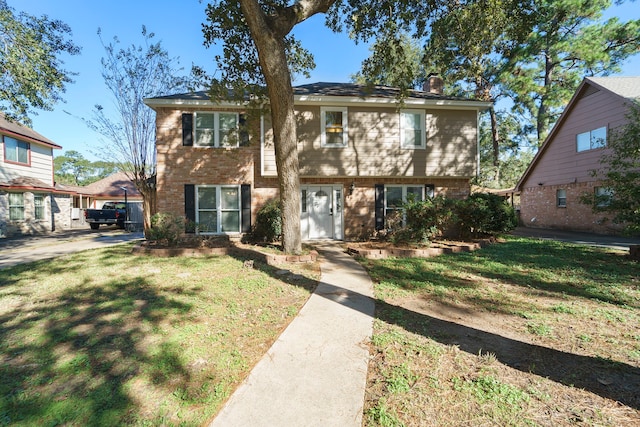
[511,226,640,251]
[0,227,144,269]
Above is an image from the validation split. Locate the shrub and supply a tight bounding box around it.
[388,196,455,246]
[252,199,282,242]
[147,212,184,246]
[454,193,517,238]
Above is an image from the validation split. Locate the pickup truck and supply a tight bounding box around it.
[84,202,127,230]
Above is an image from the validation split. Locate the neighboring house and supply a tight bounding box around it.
[515,76,640,234]
[56,172,144,229]
[144,79,491,241]
[0,113,65,237]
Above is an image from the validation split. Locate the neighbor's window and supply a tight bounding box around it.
[400,110,426,149]
[321,107,348,147]
[4,136,30,164]
[34,194,45,220]
[556,189,567,207]
[576,126,607,152]
[595,187,614,207]
[194,112,239,147]
[9,193,25,220]
[196,185,240,233]
[385,185,425,224]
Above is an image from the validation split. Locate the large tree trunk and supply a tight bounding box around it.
[240,0,302,254]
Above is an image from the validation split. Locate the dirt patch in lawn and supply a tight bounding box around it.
[361,240,640,426]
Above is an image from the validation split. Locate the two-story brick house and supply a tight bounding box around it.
[144,80,491,241]
[515,76,640,234]
[0,113,64,237]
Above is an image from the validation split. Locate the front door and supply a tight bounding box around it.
[301,186,343,240]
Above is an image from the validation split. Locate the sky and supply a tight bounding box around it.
[10,0,640,161]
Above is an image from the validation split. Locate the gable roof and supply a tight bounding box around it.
[586,76,640,101]
[0,113,61,149]
[82,172,141,198]
[144,82,492,111]
[514,76,640,192]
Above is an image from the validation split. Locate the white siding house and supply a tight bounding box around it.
[0,113,63,237]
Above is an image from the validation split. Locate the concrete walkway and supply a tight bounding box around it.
[209,242,375,427]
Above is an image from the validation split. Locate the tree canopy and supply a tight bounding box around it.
[87,26,192,232]
[350,0,640,188]
[54,151,119,186]
[0,0,80,125]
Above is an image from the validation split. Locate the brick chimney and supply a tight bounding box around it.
[423,73,444,95]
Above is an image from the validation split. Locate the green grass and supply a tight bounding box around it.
[0,244,318,426]
[361,236,640,426]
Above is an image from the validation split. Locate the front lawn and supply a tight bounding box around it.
[0,244,318,426]
[360,236,640,426]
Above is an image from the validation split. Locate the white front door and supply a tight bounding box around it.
[301,186,343,240]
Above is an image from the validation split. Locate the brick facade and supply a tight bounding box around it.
[519,181,624,234]
[150,85,483,241]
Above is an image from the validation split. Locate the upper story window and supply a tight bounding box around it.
[400,110,426,149]
[4,136,30,165]
[194,112,240,148]
[321,107,348,147]
[577,126,607,152]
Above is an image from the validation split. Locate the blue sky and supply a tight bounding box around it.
[10,0,640,161]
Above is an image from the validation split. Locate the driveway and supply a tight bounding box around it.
[511,226,640,251]
[0,227,144,269]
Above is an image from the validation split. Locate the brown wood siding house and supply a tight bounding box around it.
[145,81,491,241]
[515,76,640,234]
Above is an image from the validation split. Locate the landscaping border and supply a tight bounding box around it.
[132,243,319,265]
[346,239,493,259]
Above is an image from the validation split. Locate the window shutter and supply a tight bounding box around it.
[239,114,250,146]
[182,113,193,146]
[241,184,251,233]
[184,184,195,233]
[374,184,384,231]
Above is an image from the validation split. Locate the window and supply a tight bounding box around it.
[576,126,607,152]
[4,136,30,164]
[400,110,426,149]
[321,107,348,147]
[595,187,614,207]
[196,185,241,233]
[556,189,567,207]
[34,194,45,220]
[9,193,25,220]
[194,112,240,147]
[385,185,425,223]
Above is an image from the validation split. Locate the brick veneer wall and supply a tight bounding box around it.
[520,181,624,235]
[155,107,472,241]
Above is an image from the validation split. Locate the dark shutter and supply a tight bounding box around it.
[182,113,193,146]
[239,114,250,146]
[241,184,251,233]
[184,184,195,233]
[374,184,385,231]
